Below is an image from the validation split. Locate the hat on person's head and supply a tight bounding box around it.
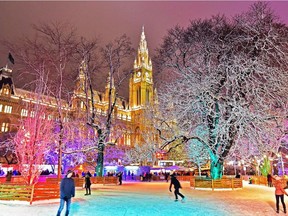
[67,170,73,175]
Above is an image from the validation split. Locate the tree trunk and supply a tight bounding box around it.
[210,159,223,179]
[96,128,104,177]
[96,145,104,177]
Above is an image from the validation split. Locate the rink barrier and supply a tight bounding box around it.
[45,176,118,186]
[250,176,267,186]
[46,177,84,187]
[90,176,118,185]
[190,176,243,191]
[0,182,60,204]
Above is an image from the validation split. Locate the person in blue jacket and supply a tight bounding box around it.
[56,170,75,216]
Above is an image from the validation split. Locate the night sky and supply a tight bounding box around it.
[0,1,287,82]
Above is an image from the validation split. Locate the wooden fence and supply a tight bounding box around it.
[46,176,118,187]
[90,176,118,185]
[0,182,59,204]
[250,176,267,186]
[190,177,243,191]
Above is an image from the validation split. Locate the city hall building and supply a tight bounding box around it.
[0,28,158,165]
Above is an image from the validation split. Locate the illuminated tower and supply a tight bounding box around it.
[129,26,154,146]
[71,60,87,111]
[129,26,153,109]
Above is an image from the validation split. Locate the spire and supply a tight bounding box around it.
[134,26,152,71]
[139,25,148,55]
[141,26,145,41]
[105,73,115,89]
[79,60,86,79]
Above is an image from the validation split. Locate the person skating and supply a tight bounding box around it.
[273,175,288,214]
[117,171,123,185]
[84,171,92,195]
[56,170,75,216]
[169,173,185,202]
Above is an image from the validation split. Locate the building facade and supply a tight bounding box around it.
[0,28,157,164]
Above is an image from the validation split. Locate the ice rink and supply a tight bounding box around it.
[0,181,282,216]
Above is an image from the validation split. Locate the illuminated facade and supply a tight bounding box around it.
[0,28,156,163]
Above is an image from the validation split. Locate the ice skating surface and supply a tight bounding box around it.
[0,181,281,216]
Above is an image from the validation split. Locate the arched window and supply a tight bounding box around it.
[146,89,150,104]
[137,87,141,106]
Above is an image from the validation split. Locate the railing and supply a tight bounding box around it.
[90,176,118,185]
[0,182,59,204]
[190,176,243,191]
[249,176,267,186]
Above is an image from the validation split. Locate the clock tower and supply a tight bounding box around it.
[128,27,155,147]
[129,26,153,109]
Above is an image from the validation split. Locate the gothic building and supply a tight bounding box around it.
[0,27,156,163]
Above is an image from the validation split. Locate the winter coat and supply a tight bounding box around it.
[169,176,182,190]
[85,174,91,187]
[274,180,288,196]
[60,177,75,199]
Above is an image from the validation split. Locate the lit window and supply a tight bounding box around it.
[21,109,28,117]
[1,122,9,132]
[0,104,2,112]
[30,111,35,118]
[4,105,12,113]
[4,88,9,95]
[80,101,84,109]
[0,87,10,95]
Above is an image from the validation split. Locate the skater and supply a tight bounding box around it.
[169,173,185,202]
[56,170,75,216]
[273,175,288,213]
[117,171,123,185]
[84,171,92,195]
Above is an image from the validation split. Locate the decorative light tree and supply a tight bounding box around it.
[14,105,54,185]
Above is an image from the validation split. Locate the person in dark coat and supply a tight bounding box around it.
[56,170,75,216]
[117,171,123,185]
[235,173,241,178]
[169,173,185,202]
[84,171,92,195]
[6,170,12,182]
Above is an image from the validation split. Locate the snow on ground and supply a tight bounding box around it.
[0,181,283,216]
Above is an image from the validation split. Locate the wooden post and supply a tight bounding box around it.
[232,178,234,190]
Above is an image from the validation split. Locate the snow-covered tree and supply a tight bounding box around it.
[14,104,54,185]
[79,34,134,176]
[155,2,288,179]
